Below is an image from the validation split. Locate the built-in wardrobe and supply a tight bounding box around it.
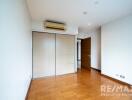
[33,32,75,78]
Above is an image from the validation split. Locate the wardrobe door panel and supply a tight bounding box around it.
[56,34,75,75]
[33,32,55,78]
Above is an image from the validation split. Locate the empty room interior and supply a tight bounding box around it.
[1,0,132,100]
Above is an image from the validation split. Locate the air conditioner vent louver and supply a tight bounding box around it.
[44,20,66,31]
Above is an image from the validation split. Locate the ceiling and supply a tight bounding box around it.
[27,0,132,30]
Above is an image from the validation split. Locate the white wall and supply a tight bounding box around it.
[101,14,132,85]
[0,0,32,100]
[78,28,101,70]
[32,20,78,35]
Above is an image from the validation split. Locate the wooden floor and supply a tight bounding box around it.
[27,69,132,100]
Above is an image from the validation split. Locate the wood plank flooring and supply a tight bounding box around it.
[27,69,132,100]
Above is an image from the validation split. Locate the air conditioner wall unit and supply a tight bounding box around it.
[44,20,66,31]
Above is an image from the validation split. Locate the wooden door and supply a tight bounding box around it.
[81,38,91,69]
[33,32,55,78]
[56,34,75,75]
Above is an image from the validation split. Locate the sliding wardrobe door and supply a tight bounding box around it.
[56,34,75,75]
[33,32,55,78]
